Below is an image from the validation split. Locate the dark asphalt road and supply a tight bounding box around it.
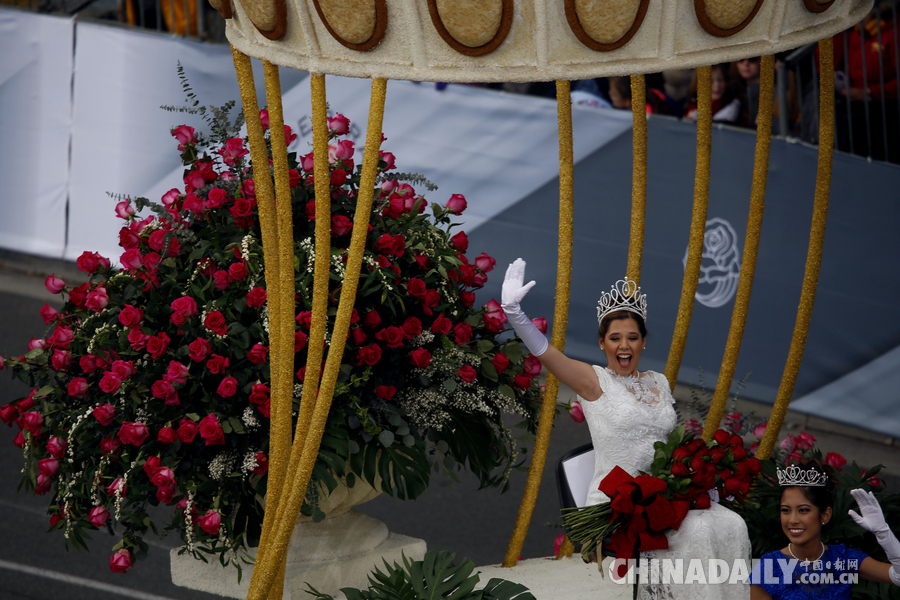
[0,282,590,599]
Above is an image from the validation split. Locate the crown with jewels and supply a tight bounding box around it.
[597,278,647,327]
[777,465,828,487]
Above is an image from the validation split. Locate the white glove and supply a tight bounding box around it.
[500,259,548,357]
[850,488,900,586]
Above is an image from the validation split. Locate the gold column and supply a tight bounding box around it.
[665,66,712,391]
[247,78,389,599]
[503,80,575,568]
[758,40,834,460]
[702,56,774,439]
[627,74,647,285]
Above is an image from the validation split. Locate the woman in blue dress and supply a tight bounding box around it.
[750,461,900,599]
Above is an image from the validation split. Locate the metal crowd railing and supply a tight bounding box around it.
[779,0,899,164]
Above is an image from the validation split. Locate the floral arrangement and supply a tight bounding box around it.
[562,425,764,565]
[0,102,542,573]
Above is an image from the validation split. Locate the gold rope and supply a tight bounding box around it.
[665,66,712,391]
[503,80,575,568]
[247,78,389,599]
[627,74,647,285]
[702,56,775,440]
[758,39,834,460]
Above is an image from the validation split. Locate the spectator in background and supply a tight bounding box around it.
[608,76,671,114]
[683,64,740,124]
[732,58,761,128]
[831,3,898,163]
[663,69,694,115]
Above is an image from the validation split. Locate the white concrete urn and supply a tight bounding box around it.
[170,475,426,599]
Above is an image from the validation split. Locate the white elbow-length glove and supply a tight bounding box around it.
[501,259,548,357]
[849,488,900,586]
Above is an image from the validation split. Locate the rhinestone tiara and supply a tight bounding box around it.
[597,278,647,327]
[777,465,828,487]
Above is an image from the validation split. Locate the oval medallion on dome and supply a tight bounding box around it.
[695,0,764,37]
[238,0,286,39]
[312,0,387,51]
[427,0,513,57]
[802,0,835,13]
[564,0,649,52]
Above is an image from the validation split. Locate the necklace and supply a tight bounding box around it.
[788,542,825,567]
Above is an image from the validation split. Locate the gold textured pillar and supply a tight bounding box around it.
[758,40,834,460]
[627,74,647,285]
[503,80,575,567]
[665,66,712,391]
[702,56,775,440]
[247,78,389,600]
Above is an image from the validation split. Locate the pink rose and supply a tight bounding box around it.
[228,262,247,281]
[206,354,230,374]
[568,401,585,423]
[247,344,268,365]
[474,252,496,273]
[259,109,270,129]
[76,250,100,272]
[109,549,134,573]
[189,338,212,362]
[491,353,510,375]
[327,113,350,135]
[151,466,175,488]
[198,510,222,534]
[161,188,180,206]
[379,150,395,170]
[246,287,267,308]
[38,457,60,478]
[147,332,170,359]
[88,506,110,528]
[752,422,766,440]
[45,436,66,458]
[452,323,472,345]
[532,317,548,334]
[117,421,149,446]
[483,312,506,333]
[217,376,238,398]
[172,124,197,150]
[39,303,58,324]
[52,349,72,371]
[158,427,177,444]
[118,304,144,328]
[219,137,249,166]
[80,354,97,374]
[207,187,227,208]
[92,404,115,426]
[523,354,542,377]
[45,274,65,294]
[85,287,110,313]
[824,452,847,470]
[151,379,174,400]
[213,270,231,290]
[446,194,467,215]
[450,231,468,252]
[795,432,816,451]
[111,360,135,380]
[126,328,148,351]
[99,437,121,455]
[119,248,143,270]
[106,477,127,497]
[457,365,477,383]
[329,139,355,162]
[115,201,135,219]
[409,348,432,369]
[199,414,225,445]
[177,418,198,443]
[0,403,15,426]
[67,377,88,397]
[170,297,198,323]
[204,311,227,337]
[157,484,176,504]
[35,474,52,495]
[98,371,123,394]
[296,311,313,329]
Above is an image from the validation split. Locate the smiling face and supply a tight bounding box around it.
[780,487,832,549]
[599,317,644,377]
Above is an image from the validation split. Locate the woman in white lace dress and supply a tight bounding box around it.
[501,259,750,600]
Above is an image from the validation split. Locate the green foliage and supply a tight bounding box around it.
[304,551,535,600]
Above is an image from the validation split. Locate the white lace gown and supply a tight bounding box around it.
[580,366,751,600]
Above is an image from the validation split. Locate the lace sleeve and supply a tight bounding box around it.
[650,371,676,405]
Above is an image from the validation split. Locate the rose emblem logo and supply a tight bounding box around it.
[682,217,741,308]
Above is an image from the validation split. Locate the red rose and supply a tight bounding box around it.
[452,322,472,345]
[491,353,510,374]
[228,263,247,283]
[376,326,406,348]
[246,287,267,308]
[247,344,268,365]
[68,284,89,309]
[459,291,475,307]
[189,338,212,362]
[110,549,134,573]
[213,270,231,290]
[170,297,197,323]
[99,371,122,393]
[694,492,711,510]
[450,231,468,251]
[523,355,542,377]
[217,376,238,398]
[376,385,397,400]
[252,452,269,475]
[422,289,441,309]
[151,379,173,400]
[230,197,255,218]
[45,436,66,458]
[350,328,367,345]
[117,421,149,446]
[147,332,170,359]
[457,365,477,383]
[409,348,432,368]
[363,310,382,328]
[401,317,422,339]
[296,311,313,330]
[331,215,353,236]
[45,274,65,294]
[330,168,347,187]
[92,404,115,426]
[177,418,198,442]
[158,427,177,444]
[118,304,144,328]
[128,328,149,351]
[671,462,690,477]
[66,377,88,397]
[375,233,405,257]
[514,374,532,390]
[40,303,58,325]
[199,414,225,445]
[294,331,309,352]
[672,447,692,461]
[431,314,452,335]
[249,384,270,405]
[206,354,230,374]
[356,344,382,366]
[445,193,467,215]
[204,311,227,336]
[712,430,731,447]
